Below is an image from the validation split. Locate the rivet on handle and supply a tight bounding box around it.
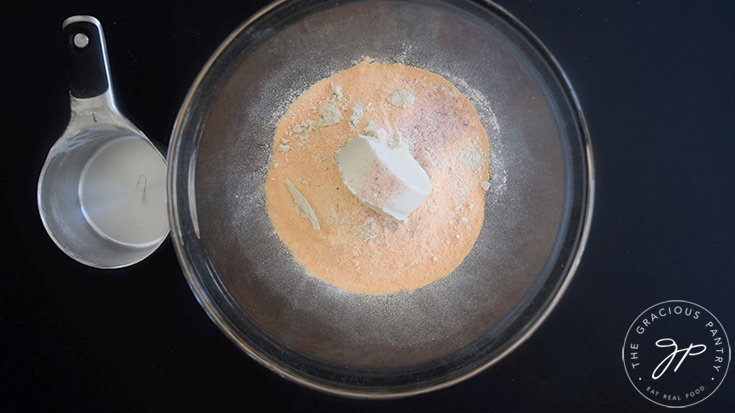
[73,32,90,49]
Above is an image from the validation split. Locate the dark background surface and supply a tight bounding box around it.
[3,0,734,411]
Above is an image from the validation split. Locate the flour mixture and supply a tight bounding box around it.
[265,59,490,294]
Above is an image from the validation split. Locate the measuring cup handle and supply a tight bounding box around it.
[62,16,110,99]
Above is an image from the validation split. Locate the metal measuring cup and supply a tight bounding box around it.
[37,16,169,269]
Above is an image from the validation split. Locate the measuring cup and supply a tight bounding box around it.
[37,15,168,269]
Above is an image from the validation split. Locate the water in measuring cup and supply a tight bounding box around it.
[79,136,168,247]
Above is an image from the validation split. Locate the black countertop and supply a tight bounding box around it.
[3,1,734,411]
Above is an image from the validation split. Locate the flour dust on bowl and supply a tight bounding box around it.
[168,0,593,397]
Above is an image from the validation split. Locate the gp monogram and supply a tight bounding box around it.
[622,300,730,408]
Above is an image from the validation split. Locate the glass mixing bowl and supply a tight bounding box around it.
[168,0,593,398]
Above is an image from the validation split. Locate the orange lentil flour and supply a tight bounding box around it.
[265,60,489,294]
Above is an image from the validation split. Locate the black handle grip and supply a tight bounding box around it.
[63,17,110,99]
